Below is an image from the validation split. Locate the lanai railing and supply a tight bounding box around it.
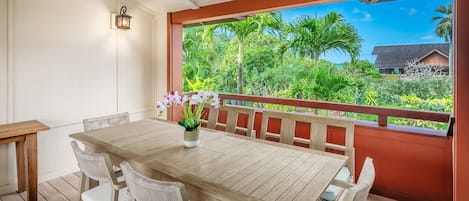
[199,92,452,201]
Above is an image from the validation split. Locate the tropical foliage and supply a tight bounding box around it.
[182,10,453,130]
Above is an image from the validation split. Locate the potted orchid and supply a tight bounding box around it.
[156,91,221,147]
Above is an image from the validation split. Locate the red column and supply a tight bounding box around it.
[454,0,469,200]
[167,13,184,121]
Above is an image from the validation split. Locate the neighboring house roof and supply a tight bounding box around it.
[372,43,449,68]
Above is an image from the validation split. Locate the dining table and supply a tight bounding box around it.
[69,119,347,201]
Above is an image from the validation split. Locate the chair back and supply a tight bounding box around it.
[342,157,375,201]
[83,112,129,131]
[206,105,256,137]
[70,141,115,182]
[260,110,355,177]
[120,162,188,201]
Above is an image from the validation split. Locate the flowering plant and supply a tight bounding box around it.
[156,91,221,131]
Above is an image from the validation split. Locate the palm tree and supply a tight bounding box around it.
[204,12,282,95]
[285,12,362,66]
[432,3,453,76]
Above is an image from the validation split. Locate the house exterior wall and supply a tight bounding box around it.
[420,52,449,66]
[0,0,156,194]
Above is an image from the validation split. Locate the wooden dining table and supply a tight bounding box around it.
[70,119,347,201]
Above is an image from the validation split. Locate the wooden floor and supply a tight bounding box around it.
[0,172,396,201]
[0,172,80,201]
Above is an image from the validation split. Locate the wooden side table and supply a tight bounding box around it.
[0,120,49,201]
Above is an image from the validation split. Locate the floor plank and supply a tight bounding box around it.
[62,173,80,190]
[18,192,46,201]
[47,177,78,201]
[1,172,398,201]
[38,182,68,201]
[0,193,24,201]
[1,173,80,201]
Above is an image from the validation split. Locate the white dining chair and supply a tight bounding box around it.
[323,157,376,201]
[82,112,130,174]
[71,141,129,201]
[120,161,189,201]
[205,105,256,137]
[260,110,356,182]
[83,112,130,131]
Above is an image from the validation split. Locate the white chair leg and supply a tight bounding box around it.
[111,188,118,201]
[79,172,87,201]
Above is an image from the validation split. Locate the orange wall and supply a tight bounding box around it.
[454,0,469,200]
[353,125,452,201]
[209,112,453,201]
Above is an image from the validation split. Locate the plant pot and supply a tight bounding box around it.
[184,129,200,148]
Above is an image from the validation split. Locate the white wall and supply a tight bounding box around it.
[154,13,168,109]
[0,0,157,194]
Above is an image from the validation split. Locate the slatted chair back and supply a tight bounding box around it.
[71,141,115,182]
[340,157,375,201]
[206,105,256,138]
[120,162,188,201]
[83,112,130,131]
[71,141,125,201]
[260,110,355,178]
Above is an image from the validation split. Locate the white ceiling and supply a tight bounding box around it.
[136,0,233,13]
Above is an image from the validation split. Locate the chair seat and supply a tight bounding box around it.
[82,183,130,201]
[320,167,351,201]
[335,167,351,182]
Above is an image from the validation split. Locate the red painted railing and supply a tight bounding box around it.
[207,93,453,201]
[218,93,451,127]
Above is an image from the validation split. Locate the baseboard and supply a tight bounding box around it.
[0,183,17,195]
[38,165,80,183]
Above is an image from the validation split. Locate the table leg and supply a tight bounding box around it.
[15,140,26,193]
[25,133,38,201]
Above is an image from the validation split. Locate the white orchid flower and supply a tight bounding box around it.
[172,91,182,104]
[189,94,202,105]
[197,91,208,100]
[156,101,167,111]
[182,95,189,103]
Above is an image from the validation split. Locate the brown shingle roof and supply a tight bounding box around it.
[372,43,449,68]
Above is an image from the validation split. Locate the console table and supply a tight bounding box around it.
[0,120,49,201]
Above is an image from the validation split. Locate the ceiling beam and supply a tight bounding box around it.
[171,0,342,24]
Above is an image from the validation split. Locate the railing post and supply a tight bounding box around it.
[378,115,388,127]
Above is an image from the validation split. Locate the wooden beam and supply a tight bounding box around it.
[167,13,184,121]
[171,0,343,24]
[216,93,451,123]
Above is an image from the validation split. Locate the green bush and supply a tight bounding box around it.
[373,77,452,106]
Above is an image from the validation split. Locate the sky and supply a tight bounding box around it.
[281,0,452,64]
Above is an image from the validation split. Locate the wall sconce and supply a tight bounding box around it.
[115,6,132,29]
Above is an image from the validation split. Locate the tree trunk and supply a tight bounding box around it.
[237,42,244,98]
[449,41,454,95]
[449,42,453,75]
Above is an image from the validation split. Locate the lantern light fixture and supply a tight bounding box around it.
[115,6,132,29]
